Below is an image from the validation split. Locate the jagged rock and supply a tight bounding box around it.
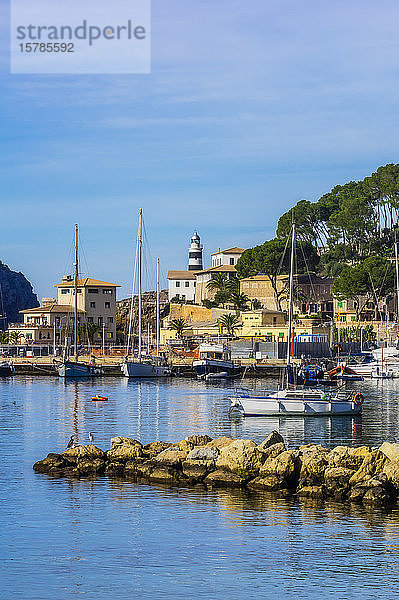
[153,447,188,465]
[258,431,285,451]
[33,453,66,473]
[247,475,283,491]
[105,462,125,475]
[380,442,399,462]
[206,437,235,450]
[181,447,218,480]
[324,467,354,499]
[257,442,286,460]
[362,487,391,505]
[349,450,388,487]
[260,450,299,489]
[204,470,246,487]
[107,438,144,462]
[76,458,106,475]
[185,435,213,447]
[328,446,371,471]
[186,447,219,461]
[298,445,330,488]
[349,473,390,504]
[62,445,106,464]
[297,485,325,499]
[216,439,264,478]
[383,460,399,491]
[143,441,172,458]
[148,466,181,483]
[181,462,211,480]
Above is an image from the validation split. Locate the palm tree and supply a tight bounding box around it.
[0,330,9,344]
[229,292,250,311]
[8,331,23,345]
[169,318,187,339]
[219,313,240,337]
[225,277,240,293]
[251,299,262,310]
[206,273,228,292]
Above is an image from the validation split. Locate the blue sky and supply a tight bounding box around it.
[2,0,399,299]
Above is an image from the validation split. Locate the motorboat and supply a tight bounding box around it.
[193,342,241,378]
[0,361,13,376]
[229,387,364,416]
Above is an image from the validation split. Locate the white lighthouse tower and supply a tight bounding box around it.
[188,231,203,271]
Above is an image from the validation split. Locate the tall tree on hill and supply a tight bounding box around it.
[236,238,319,312]
[333,256,395,320]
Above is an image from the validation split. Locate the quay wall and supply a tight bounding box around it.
[33,432,399,507]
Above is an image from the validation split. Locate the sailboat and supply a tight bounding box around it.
[229,224,364,416]
[122,210,172,378]
[58,225,102,378]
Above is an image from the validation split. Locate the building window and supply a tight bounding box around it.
[90,302,96,308]
[87,317,94,323]
[273,317,277,325]
[98,317,103,327]
[176,281,180,287]
[105,302,110,309]
[185,281,189,287]
[103,289,113,295]
[108,317,113,323]
[61,289,68,295]
[230,258,234,265]
[107,332,114,339]
[88,289,98,294]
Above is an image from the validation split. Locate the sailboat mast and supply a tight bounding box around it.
[138,209,142,361]
[74,224,78,361]
[156,257,160,357]
[395,230,399,323]
[286,223,296,366]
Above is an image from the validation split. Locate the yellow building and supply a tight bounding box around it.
[9,276,120,347]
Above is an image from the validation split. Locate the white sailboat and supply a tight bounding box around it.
[58,225,102,378]
[122,210,172,378]
[229,224,364,416]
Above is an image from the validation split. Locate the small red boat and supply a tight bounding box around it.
[91,395,108,401]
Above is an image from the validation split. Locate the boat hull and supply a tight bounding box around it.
[58,362,101,378]
[193,359,241,377]
[230,396,362,416]
[0,363,13,376]
[122,361,172,378]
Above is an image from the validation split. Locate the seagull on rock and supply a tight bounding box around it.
[66,435,75,450]
[89,432,94,444]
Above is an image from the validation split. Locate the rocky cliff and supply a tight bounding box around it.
[116,291,169,341]
[0,261,39,327]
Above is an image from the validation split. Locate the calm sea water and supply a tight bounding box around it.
[2,375,399,600]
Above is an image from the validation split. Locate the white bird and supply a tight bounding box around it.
[66,435,75,450]
[89,432,94,444]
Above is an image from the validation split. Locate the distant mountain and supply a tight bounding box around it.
[0,261,39,327]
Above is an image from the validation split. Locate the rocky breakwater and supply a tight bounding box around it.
[33,433,399,507]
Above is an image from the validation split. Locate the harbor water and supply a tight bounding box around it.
[2,376,399,599]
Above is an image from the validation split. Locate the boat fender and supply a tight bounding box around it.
[322,392,331,401]
[353,392,364,406]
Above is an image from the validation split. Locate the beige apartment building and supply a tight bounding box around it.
[9,276,119,347]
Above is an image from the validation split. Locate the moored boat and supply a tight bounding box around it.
[0,361,13,376]
[230,388,363,416]
[229,223,364,417]
[193,342,241,378]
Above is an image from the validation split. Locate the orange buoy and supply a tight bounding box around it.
[92,396,108,402]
